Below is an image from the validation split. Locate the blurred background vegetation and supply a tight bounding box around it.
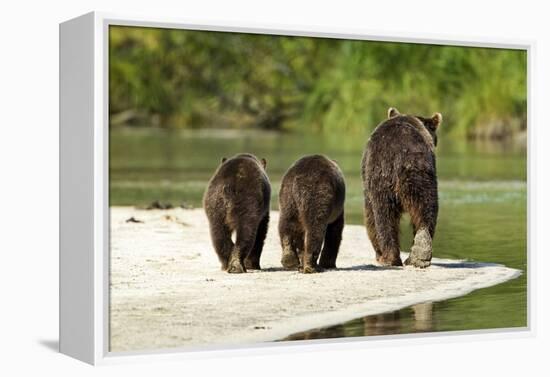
[109,26,526,139]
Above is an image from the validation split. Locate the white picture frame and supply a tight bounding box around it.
[59,11,534,365]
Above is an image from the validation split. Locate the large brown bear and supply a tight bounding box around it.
[278,155,346,273]
[203,153,271,273]
[361,108,442,268]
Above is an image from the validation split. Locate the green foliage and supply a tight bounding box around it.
[109,26,527,138]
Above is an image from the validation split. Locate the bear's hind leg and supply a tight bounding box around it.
[364,196,383,262]
[227,222,256,273]
[279,213,302,270]
[245,213,269,270]
[302,224,327,274]
[372,199,403,267]
[319,211,344,269]
[405,199,437,268]
[208,217,234,271]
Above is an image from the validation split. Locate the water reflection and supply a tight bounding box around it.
[283,303,435,340]
[362,310,404,336]
[412,302,434,332]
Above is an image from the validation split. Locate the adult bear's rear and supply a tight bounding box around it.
[361,107,442,267]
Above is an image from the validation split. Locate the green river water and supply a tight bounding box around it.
[110,128,527,338]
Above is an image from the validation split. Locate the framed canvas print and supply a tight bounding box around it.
[59,11,532,365]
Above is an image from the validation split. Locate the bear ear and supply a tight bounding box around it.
[261,158,267,169]
[388,107,400,119]
[221,157,227,163]
[431,112,442,128]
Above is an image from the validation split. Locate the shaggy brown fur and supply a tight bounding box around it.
[278,155,346,273]
[203,153,271,273]
[361,107,442,268]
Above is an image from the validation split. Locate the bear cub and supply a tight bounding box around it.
[279,155,346,273]
[361,107,442,268]
[203,153,271,273]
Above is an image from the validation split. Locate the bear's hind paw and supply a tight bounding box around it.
[301,265,322,274]
[404,257,431,268]
[227,260,246,273]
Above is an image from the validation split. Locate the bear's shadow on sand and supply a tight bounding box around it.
[336,264,398,272]
[259,267,287,272]
[259,264,398,272]
[260,261,494,273]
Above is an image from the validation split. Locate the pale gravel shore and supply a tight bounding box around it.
[109,207,521,353]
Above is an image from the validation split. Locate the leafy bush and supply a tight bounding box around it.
[109,26,527,139]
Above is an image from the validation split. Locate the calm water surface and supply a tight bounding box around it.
[110,128,527,338]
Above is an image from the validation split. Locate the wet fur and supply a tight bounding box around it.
[203,153,271,273]
[278,155,346,273]
[361,108,441,267]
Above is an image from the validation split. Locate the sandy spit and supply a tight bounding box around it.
[109,207,521,353]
